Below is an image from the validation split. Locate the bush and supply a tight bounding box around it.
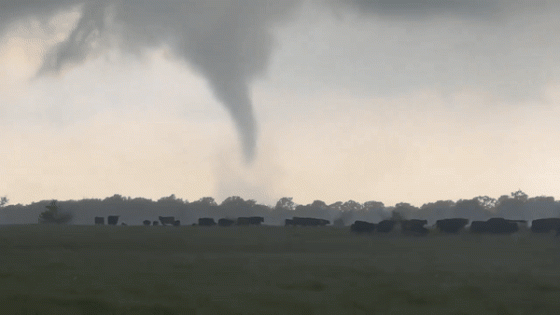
[38,201,73,224]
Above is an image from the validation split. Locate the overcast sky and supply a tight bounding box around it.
[1,0,560,207]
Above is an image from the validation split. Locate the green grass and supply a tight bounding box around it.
[1,225,560,314]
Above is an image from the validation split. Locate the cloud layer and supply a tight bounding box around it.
[2,0,559,161]
[336,0,557,17]
[339,0,499,16]
[2,0,560,206]
[1,0,300,162]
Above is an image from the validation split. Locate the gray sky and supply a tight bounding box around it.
[1,0,560,207]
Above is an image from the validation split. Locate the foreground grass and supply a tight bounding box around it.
[1,225,560,314]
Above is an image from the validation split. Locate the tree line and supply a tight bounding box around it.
[0,190,559,226]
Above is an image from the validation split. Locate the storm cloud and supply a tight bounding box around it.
[2,0,560,207]
[0,0,299,162]
[339,0,499,16]
[335,0,556,17]
[1,0,559,162]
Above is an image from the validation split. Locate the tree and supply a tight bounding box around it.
[157,194,184,204]
[220,196,257,216]
[391,202,418,220]
[0,196,7,207]
[453,198,490,221]
[523,196,559,219]
[104,194,126,203]
[363,201,384,211]
[495,191,530,220]
[511,190,528,202]
[294,200,330,219]
[390,210,406,221]
[474,196,497,211]
[274,197,296,211]
[416,200,454,223]
[221,196,256,208]
[360,200,388,222]
[328,201,344,212]
[193,197,218,207]
[38,200,72,224]
[340,200,363,212]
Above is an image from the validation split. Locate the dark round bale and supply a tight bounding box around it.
[401,219,429,235]
[198,218,216,226]
[470,221,488,233]
[236,216,264,225]
[376,220,396,233]
[486,218,519,234]
[350,221,375,233]
[107,215,119,226]
[218,218,235,227]
[531,218,560,233]
[292,217,328,227]
[158,216,175,226]
[436,218,469,234]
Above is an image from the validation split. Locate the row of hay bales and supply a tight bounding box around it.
[142,216,180,226]
[197,216,332,227]
[94,216,180,226]
[95,216,266,227]
[196,217,265,226]
[351,218,560,235]
[94,216,330,227]
[285,217,330,227]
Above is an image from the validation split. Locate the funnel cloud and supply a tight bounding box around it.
[0,0,299,162]
[1,0,559,170]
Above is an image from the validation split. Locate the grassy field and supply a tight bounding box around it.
[1,225,560,314]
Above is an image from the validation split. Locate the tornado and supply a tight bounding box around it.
[0,0,299,162]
